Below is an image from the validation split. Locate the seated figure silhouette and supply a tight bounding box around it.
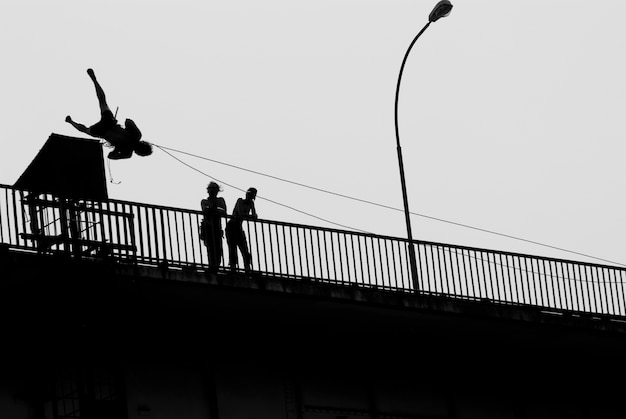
[65,68,153,160]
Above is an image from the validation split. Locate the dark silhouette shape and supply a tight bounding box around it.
[65,68,153,160]
[200,181,227,273]
[225,187,258,272]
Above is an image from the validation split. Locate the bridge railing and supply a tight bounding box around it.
[2,184,625,318]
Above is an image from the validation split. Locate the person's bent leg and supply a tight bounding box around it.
[87,68,111,114]
[225,227,238,270]
[241,234,252,272]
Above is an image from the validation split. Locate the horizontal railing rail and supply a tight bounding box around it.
[2,184,625,318]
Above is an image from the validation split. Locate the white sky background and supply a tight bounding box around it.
[1,0,625,266]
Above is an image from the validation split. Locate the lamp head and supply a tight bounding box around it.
[429,0,453,22]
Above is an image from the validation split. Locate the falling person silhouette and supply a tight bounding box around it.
[65,68,153,160]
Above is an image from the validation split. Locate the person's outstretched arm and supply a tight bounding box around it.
[65,116,91,135]
[249,201,258,220]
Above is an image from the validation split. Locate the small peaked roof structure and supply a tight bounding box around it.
[14,133,108,201]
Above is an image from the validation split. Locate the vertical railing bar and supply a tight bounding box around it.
[373,237,383,288]
[616,269,626,316]
[339,233,348,285]
[10,189,19,246]
[309,227,318,279]
[348,234,357,286]
[386,240,394,291]
[275,224,284,276]
[546,260,561,308]
[497,253,508,303]
[383,239,392,289]
[553,260,563,310]
[606,268,617,316]
[326,230,334,282]
[553,260,562,309]
[588,265,598,314]
[442,246,452,296]
[530,257,540,307]
[358,235,366,286]
[16,191,27,249]
[330,231,338,283]
[294,227,304,276]
[11,188,20,246]
[606,267,615,315]
[453,247,462,297]
[434,245,444,294]
[564,262,573,311]
[263,222,273,274]
[364,235,375,286]
[469,248,479,300]
[615,269,625,316]
[489,252,498,302]
[601,268,612,315]
[442,246,451,296]
[109,201,120,257]
[519,257,529,305]
[597,267,606,314]
[542,259,553,308]
[304,230,315,277]
[514,255,524,305]
[170,210,177,264]
[504,254,514,304]
[425,244,435,294]
[0,188,6,244]
[478,250,487,300]
[136,205,145,263]
[536,258,545,308]
[183,211,193,265]
[105,201,115,258]
[289,227,298,276]
[149,207,161,263]
[165,209,174,263]
[459,248,469,298]
[521,257,530,305]
[510,256,520,305]
[122,202,132,259]
[559,262,569,311]
[180,211,189,264]
[337,233,346,284]
[570,262,580,312]
[586,265,596,313]
[350,234,358,284]
[574,262,585,313]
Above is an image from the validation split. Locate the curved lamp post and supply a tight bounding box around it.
[394,0,452,291]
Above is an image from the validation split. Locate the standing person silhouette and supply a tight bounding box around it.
[225,187,258,272]
[65,68,153,160]
[201,182,227,273]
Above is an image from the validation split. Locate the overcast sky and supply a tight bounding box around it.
[2,0,625,267]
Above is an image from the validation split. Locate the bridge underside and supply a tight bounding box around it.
[1,248,625,416]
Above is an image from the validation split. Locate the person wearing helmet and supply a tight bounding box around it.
[225,187,258,272]
[65,68,153,160]
[201,182,227,273]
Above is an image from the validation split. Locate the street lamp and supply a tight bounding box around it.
[394,0,452,291]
